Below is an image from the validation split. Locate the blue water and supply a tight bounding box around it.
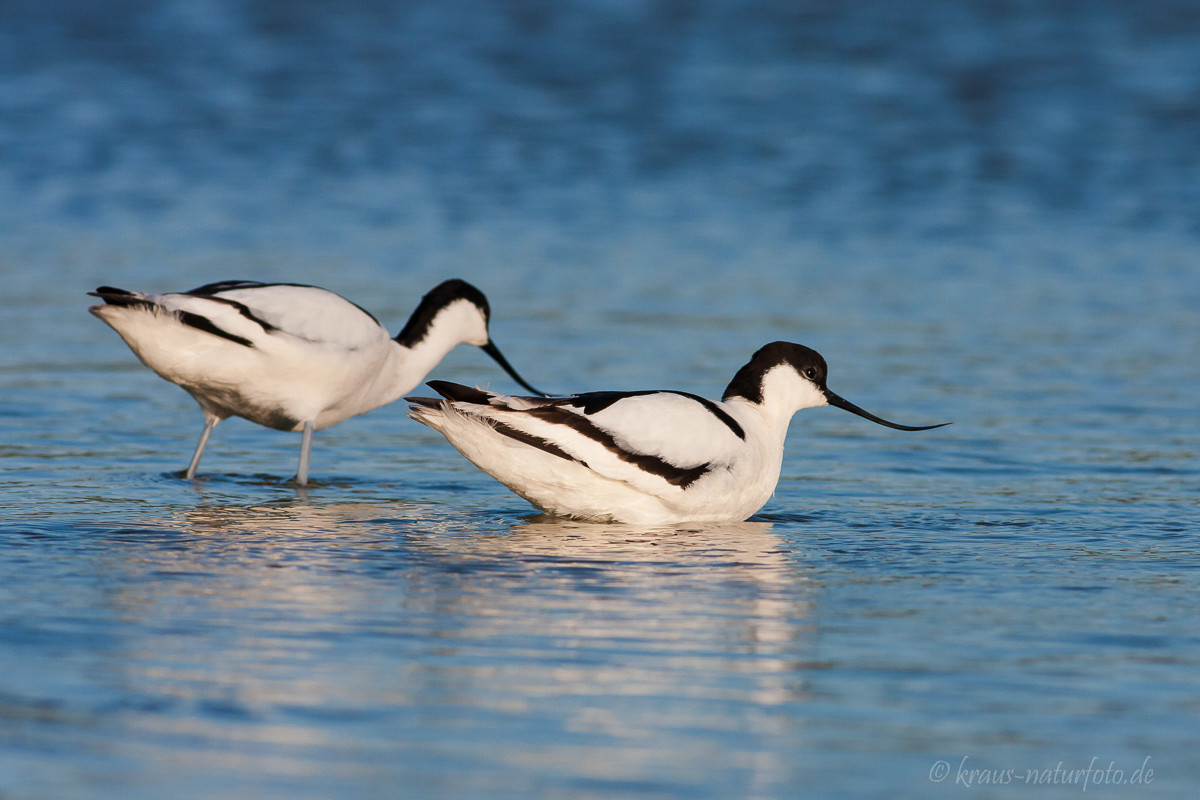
[2,1,1199,797]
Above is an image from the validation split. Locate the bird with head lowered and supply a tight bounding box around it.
[90,278,544,485]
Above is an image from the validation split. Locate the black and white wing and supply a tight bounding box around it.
[170,281,387,351]
[90,282,386,351]
[412,382,748,493]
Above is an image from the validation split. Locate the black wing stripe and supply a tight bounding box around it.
[198,296,279,333]
[490,419,586,466]
[186,280,272,295]
[91,286,254,346]
[560,390,745,440]
[177,310,254,348]
[681,393,746,440]
[410,391,588,469]
[184,282,381,330]
[184,283,281,332]
[527,406,711,488]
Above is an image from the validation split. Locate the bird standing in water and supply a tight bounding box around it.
[407,341,947,524]
[90,278,544,485]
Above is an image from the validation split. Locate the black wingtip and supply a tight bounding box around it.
[426,380,494,405]
[88,286,155,310]
[88,285,135,301]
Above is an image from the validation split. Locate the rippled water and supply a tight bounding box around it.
[2,1,1199,798]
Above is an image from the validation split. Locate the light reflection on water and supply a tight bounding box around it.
[2,0,1200,797]
[45,506,816,796]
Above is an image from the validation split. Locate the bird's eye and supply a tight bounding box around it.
[803,367,817,379]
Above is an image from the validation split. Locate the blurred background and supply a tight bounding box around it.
[1,2,1198,798]
[3,0,1197,321]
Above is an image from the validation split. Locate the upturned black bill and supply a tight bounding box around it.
[481,341,547,397]
[825,390,949,431]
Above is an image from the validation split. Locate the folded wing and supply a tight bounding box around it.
[161,282,387,351]
[414,382,747,493]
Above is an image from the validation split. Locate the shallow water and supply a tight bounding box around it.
[2,1,1199,798]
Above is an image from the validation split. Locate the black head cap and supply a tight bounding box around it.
[395,279,490,347]
[722,342,827,403]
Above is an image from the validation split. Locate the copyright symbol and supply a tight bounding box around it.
[930,760,951,782]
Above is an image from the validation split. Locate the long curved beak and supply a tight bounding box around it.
[825,389,950,431]
[480,341,548,397]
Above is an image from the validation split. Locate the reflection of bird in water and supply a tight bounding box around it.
[409,341,947,524]
[90,279,544,485]
[501,518,781,562]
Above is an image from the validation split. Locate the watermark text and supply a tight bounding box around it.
[929,756,1154,791]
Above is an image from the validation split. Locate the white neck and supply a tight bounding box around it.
[389,300,490,398]
[753,365,828,432]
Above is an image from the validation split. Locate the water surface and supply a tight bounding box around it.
[2,1,1199,797]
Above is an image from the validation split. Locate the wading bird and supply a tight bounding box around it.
[407,341,946,524]
[90,279,544,484]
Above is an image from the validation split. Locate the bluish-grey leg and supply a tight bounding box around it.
[185,414,219,479]
[294,420,315,486]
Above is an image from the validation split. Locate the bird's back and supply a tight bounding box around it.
[90,283,400,430]
[408,383,776,523]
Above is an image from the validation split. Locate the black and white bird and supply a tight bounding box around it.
[407,341,947,524]
[89,279,544,484]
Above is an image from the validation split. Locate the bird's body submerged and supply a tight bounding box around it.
[90,279,542,484]
[411,385,784,524]
[408,342,947,524]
